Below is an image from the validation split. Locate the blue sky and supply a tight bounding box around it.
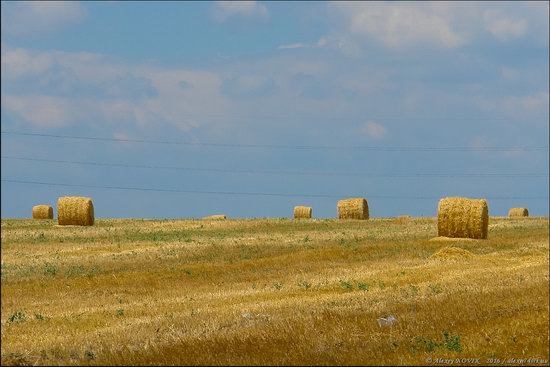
[1,1,549,219]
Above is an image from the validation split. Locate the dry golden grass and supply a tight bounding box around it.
[32,205,53,220]
[437,197,488,239]
[57,197,94,226]
[1,217,548,366]
[294,206,312,219]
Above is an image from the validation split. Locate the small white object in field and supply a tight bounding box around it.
[377,315,397,327]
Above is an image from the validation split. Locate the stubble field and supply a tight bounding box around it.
[1,216,548,365]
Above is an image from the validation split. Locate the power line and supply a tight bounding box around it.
[2,179,548,200]
[2,156,548,179]
[2,131,548,152]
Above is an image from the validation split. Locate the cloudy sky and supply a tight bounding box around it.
[1,1,548,218]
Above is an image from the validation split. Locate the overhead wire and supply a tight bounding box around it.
[2,131,548,152]
[2,179,548,200]
[2,156,548,178]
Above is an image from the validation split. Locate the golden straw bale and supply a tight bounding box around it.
[508,208,529,217]
[203,214,227,220]
[337,198,369,220]
[57,196,94,226]
[394,215,411,224]
[294,206,312,219]
[32,205,53,219]
[437,197,488,239]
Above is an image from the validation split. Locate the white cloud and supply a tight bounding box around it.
[1,1,86,37]
[500,67,520,81]
[469,136,489,149]
[333,2,465,49]
[2,45,369,135]
[484,10,527,41]
[361,121,387,140]
[499,66,547,88]
[1,48,54,80]
[330,2,547,49]
[278,42,306,50]
[221,74,275,97]
[1,47,119,84]
[278,37,327,50]
[212,1,268,21]
[136,67,231,131]
[516,92,550,112]
[316,37,328,47]
[1,47,232,132]
[476,91,550,120]
[2,94,74,128]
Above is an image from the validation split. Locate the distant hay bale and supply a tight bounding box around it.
[32,205,53,219]
[430,246,474,260]
[337,198,369,220]
[394,215,411,224]
[203,214,227,220]
[508,208,529,217]
[57,196,94,226]
[294,206,312,219]
[437,197,488,239]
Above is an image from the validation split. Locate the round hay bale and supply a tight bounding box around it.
[32,205,53,219]
[437,197,488,239]
[294,206,312,219]
[337,198,369,220]
[430,246,474,260]
[57,196,94,226]
[508,208,529,217]
[394,215,411,224]
[203,214,227,220]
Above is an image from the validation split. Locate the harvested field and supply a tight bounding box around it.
[430,246,475,260]
[1,217,548,365]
